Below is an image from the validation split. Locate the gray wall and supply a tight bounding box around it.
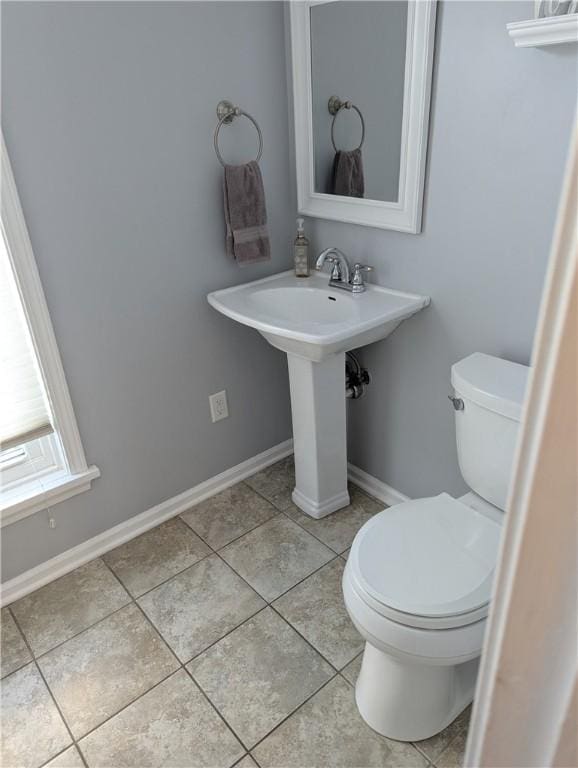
[1,1,294,581]
[311,1,407,200]
[307,0,577,500]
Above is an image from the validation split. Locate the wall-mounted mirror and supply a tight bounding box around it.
[290,1,437,233]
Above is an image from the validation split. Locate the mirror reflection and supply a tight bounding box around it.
[310,1,408,201]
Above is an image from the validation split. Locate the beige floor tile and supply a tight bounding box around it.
[341,652,363,684]
[103,518,210,597]
[11,559,130,656]
[415,705,471,765]
[284,484,383,554]
[436,729,469,768]
[180,483,278,549]
[1,663,71,768]
[235,757,258,768]
[1,607,32,678]
[253,676,428,768]
[244,456,295,511]
[188,608,333,749]
[273,559,363,668]
[78,669,244,768]
[138,554,265,662]
[38,603,178,738]
[220,516,334,601]
[44,745,85,768]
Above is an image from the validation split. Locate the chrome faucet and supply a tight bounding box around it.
[315,247,373,294]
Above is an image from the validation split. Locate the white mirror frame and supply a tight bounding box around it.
[290,0,437,233]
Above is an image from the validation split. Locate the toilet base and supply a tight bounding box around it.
[355,642,479,742]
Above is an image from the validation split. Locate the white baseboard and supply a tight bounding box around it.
[347,462,410,507]
[1,439,294,606]
[1,442,409,606]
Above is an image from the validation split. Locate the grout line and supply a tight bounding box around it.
[34,663,84,765]
[246,474,375,557]
[212,542,342,616]
[412,742,432,762]
[9,608,79,761]
[182,663,250,754]
[247,672,340,754]
[179,482,280,549]
[74,667,183,746]
[37,743,88,768]
[277,507,345,555]
[117,550,214,601]
[244,483,348,554]
[268,602,340,674]
[432,729,467,768]
[180,604,270,668]
[184,510,281,553]
[19,598,133,663]
[338,670,354,688]
[231,754,254,768]
[2,605,32,678]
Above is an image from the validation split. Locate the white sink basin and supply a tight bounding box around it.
[208,270,430,362]
[208,268,430,520]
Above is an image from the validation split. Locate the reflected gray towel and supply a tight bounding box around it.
[223,160,270,265]
[331,149,364,198]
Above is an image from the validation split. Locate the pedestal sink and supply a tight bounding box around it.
[208,270,429,518]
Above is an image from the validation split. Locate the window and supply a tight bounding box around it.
[1,134,99,526]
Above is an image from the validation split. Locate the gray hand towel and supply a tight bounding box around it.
[331,149,365,198]
[223,160,270,265]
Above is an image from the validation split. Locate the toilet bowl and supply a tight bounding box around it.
[342,353,529,741]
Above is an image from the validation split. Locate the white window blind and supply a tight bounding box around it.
[0,227,53,451]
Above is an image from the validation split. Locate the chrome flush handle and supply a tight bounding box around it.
[448,395,464,411]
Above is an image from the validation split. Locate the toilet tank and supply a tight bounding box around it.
[451,353,529,511]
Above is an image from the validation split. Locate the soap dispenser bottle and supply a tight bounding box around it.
[294,218,310,277]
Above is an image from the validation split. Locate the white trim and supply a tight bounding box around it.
[0,440,413,606]
[289,1,437,233]
[1,134,92,476]
[465,124,578,765]
[507,14,578,48]
[347,462,410,507]
[0,439,293,606]
[1,465,101,528]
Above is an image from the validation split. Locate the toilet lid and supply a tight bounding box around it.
[351,493,501,620]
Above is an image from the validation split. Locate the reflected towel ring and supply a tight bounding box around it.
[214,100,263,167]
[328,95,365,153]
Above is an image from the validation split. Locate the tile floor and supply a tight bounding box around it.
[1,457,470,768]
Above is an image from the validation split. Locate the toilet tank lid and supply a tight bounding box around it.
[451,353,530,421]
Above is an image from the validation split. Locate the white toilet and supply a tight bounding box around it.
[342,352,529,742]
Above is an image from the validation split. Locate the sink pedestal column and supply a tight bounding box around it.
[287,352,350,519]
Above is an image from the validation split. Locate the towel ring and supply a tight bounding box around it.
[328,95,365,153]
[214,100,263,167]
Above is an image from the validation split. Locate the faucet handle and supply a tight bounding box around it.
[318,255,342,280]
[351,263,373,293]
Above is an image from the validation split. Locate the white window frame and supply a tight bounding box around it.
[1,434,63,489]
[1,134,99,526]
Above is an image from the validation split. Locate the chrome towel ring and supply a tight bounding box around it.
[328,95,365,153]
[214,100,263,167]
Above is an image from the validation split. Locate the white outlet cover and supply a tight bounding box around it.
[209,390,229,422]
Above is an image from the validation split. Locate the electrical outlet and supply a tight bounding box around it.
[209,390,229,422]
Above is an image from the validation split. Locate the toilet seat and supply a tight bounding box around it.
[348,493,502,630]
